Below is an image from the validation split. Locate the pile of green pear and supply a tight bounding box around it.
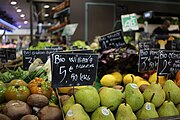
[62,79,180,120]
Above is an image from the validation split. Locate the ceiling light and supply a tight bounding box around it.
[44,14,49,17]
[20,14,25,18]
[18,25,21,28]
[16,8,22,13]
[10,0,17,5]
[44,5,50,9]
[24,21,28,24]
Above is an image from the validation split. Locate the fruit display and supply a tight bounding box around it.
[60,78,180,120]
[0,41,180,120]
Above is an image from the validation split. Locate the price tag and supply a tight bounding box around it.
[138,49,159,72]
[157,50,180,76]
[6,48,16,60]
[22,50,61,70]
[98,30,126,50]
[51,53,98,88]
[138,40,153,50]
[45,46,66,51]
[121,13,139,32]
[0,48,7,63]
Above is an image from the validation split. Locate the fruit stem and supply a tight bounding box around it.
[131,75,134,83]
[168,92,171,102]
[15,85,19,89]
[107,105,113,109]
[38,83,41,87]
[156,76,159,84]
[122,98,126,106]
[72,86,76,104]
[150,93,155,102]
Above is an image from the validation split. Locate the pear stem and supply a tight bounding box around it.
[122,98,127,106]
[168,92,171,102]
[72,86,76,104]
[150,93,155,102]
[107,105,113,109]
[156,76,159,84]
[131,75,134,83]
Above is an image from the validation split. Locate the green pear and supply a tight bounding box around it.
[115,102,137,120]
[136,102,159,119]
[163,80,180,105]
[63,96,75,114]
[143,83,165,107]
[99,87,124,111]
[157,100,179,117]
[91,106,115,120]
[177,104,180,114]
[124,83,144,111]
[75,86,100,112]
[65,104,90,120]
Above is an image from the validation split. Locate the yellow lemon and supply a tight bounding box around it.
[148,72,167,86]
[134,76,144,84]
[58,86,87,94]
[123,74,135,85]
[100,74,116,87]
[136,80,150,88]
[111,71,123,84]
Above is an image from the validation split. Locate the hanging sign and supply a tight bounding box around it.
[121,13,139,32]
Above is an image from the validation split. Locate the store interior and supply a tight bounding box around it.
[0,0,180,120]
[0,0,180,48]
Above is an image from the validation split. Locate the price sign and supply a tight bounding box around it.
[121,13,139,32]
[138,40,153,50]
[149,50,159,71]
[171,40,180,50]
[22,50,61,70]
[51,53,98,88]
[0,48,7,63]
[138,49,150,72]
[138,49,159,72]
[99,30,126,50]
[6,48,16,60]
[45,46,66,51]
[157,50,180,76]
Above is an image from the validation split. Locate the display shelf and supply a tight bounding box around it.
[53,7,70,18]
[48,22,68,33]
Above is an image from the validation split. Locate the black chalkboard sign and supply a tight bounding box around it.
[0,48,7,63]
[6,48,16,60]
[171,40,180,50]
[157,50,180,76]
[99,30,126,50]
[51,53,98,88]
[22,50,61,70]
[138,40,153,50]
[138,49,159,72]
